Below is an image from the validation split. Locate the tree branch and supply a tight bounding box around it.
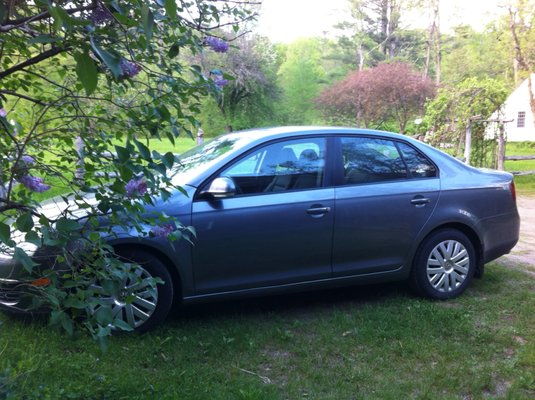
[0,90,48,106]
[0,47,70,79]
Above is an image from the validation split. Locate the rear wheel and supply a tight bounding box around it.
[92,249,174,333]
[411,229,476,299]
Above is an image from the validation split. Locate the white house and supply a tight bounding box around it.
[486,74,535,142]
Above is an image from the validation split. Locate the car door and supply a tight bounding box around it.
[191,136,335,294]
[332,136,440,276]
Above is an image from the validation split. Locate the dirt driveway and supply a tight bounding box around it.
[498,195,535,275]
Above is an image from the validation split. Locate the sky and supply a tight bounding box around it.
[255,0,507,43]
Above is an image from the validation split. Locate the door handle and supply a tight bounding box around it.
[306,206,331,215]
[411,197,431,206]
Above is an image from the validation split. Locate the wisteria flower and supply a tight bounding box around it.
[0,108,6,118]
[19,175,51,193]
[125,178,147,197]
[89,4,113,25]
[119,58,142,78]
[151,224,175,238]
[204,37,229,53]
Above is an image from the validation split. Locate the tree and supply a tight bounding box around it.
[199,35,282,132]
[335,0,419,69]
[424,77,508,166]
[316,62,435,133]
[0,0,257,343]
[277,38,325,124]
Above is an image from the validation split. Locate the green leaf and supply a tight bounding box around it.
[95,306,113,326]
[0,222,10,244]
[168,43,179,58]
[14,247,38,273]
[112,318,134,332]
[90,38,122,78]
[114,145,130,163]
[134,138,152,161]
[16,212,34,232]
[162,152,175,169]
[74,51,98,95]
[164,0,177,19]
[141,5,154,41]
[56,218,81,232]
[29,34,59,44]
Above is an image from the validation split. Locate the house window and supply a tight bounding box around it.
[517,111,526,128]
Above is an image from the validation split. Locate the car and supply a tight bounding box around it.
[0,127,520,332]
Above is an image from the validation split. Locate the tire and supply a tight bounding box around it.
[92,249,174,333]
[410,229,476,300]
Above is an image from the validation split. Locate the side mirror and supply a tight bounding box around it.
[204,177,237,198]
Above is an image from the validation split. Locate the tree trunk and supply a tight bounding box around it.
[434,0,441,86]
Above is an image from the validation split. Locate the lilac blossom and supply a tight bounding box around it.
[151,224,175,238]
[213,75,228,88]
[0,108,6,118]
[21,155,35,165]
[125,178,147,197]
[89,4,113,25]
[204,37,229,53]
[19,175,50,193]
[119,58,142,78]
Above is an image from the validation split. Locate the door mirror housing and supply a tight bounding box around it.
[204,177,237,198]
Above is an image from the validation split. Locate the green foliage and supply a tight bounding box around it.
[425,77,508,165]
[277,39,326,125]
[0,1,256,344]
[441,25,514,87]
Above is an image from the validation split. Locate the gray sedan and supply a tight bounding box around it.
[0,127,520,331]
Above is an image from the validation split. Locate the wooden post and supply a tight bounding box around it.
[464,120,472,165]
[497,123,506,171]
[196,128,204,145]
[75,136,85,183]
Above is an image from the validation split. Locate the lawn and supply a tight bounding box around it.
[1,264,534,399]
[505,142,535,193]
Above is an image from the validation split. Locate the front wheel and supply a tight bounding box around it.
[91,249,174,333]
[410,229,476,300]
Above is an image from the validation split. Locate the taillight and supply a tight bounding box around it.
[510,181,517,203]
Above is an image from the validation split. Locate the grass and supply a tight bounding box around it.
[505,142,535,193]
[1,264,534,399]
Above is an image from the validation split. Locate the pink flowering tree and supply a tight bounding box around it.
[0,0,258,342]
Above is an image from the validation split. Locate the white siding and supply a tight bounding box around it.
[486,74,535,142]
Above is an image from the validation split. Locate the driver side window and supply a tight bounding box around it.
[221,137,326,195]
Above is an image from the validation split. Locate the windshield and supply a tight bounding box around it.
[171,132,257,185]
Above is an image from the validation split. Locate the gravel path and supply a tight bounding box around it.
[498,195,535,275]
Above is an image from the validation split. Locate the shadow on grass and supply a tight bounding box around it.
[171,280,410,323]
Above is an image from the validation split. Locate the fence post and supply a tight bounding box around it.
[196,128,204,145]
[464,121,472,165]
[497,123,506,171]
[75,136,85,184]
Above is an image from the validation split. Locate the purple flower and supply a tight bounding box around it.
[125,178,147,197]
[21,155,35,165]
[213,75,228,88]
[204,37,229,53]
[151,224,175,238]
[19,175,50,193]
[89,4,113,25]
[0,108,6,118]
[119,58,142,78]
